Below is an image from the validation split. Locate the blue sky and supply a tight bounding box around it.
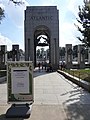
[0,0,84,51]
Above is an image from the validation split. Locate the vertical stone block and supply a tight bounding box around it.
[12,45,19,61]
[0,45,7,64]
[78,45,85,69]
[65,44,72,69]
[0,45,7,69]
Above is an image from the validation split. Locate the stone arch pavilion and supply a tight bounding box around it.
[24,6,59,69]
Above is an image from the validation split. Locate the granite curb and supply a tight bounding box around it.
[57,70,90,92]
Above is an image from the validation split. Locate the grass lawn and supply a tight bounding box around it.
[64,69,90,83]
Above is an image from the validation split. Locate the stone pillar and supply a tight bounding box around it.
[1,45,7,64]
[53,38,56,65]
[0,45,7,69]
[65,44,72,69]
[78,45,85,69]
[12,45,20,61]
[0,45,7,64]
[0,45,3,64]
[88,47,90,64]
[51,38,59,70]
[0,46,1,64]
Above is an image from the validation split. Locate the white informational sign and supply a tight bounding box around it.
[7,61,33,104]
[11,67,29,94]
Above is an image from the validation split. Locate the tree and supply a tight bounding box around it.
[41,48,44,54]
[40,48,44,59]
[75,0,90,47]
[46,49,49,59]
[19,49,24,56]
[59,47,65,57]
[36,49,40,59]
[9,0,24,5]
[59,47,65,62]
[0,7,5,23]
[0,0,24,23]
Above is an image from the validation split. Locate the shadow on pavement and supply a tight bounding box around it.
[0,114,22,120]
[62,86,90,120]
[0,104,31,120]
[64,104,90,120]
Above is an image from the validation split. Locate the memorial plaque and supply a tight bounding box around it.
[7,61,34,104]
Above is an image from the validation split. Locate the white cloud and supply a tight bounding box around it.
[0,33,12,50]
[0,0,84,50]
[12,40,24,51]
[0,33,24,50]
[59,0,84,47]
[39,0,55,6]
[67,0,84,17]
[2,0,29,28]
[0,0,29,50]
[60,22,82,47]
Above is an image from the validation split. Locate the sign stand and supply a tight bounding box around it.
[6,61,34,118]
[6,104,31,118]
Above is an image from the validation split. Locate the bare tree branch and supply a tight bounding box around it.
[9,0,24,5]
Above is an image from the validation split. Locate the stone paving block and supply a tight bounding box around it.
[30,105,67,120]
[0,71,90,120]
[64,104,90,120]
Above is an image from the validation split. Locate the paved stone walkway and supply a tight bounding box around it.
[0,70,90,119]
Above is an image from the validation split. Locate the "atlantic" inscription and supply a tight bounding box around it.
[30,16,53,21]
